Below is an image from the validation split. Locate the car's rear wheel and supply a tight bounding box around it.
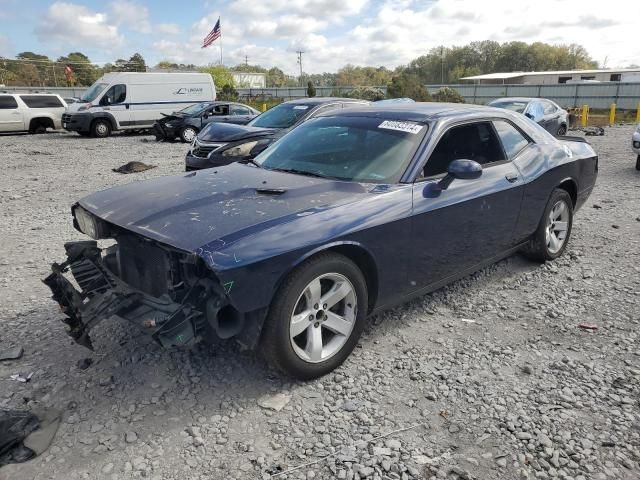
[260,252,368,380]
[521,188,573,262]
[636,155,640,171]
[180,126,197,143]
[556,124,567,136]
[91,119,111,138]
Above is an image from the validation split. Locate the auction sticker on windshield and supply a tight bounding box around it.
[378,120,423,134]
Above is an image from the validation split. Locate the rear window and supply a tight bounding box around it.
[0,96,18,109]
[19,95,64,108]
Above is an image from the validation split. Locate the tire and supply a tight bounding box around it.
[556,124,567,136]
[91,119,111,138]
[521,188,573,262]
[636,155,640,171]
[260,252,368,380]
[180,126,197,143]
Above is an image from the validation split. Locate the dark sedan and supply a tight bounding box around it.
[153,101,260,143]
[488,97,569,136]
[184,97,369,171]
[44,103,597,379]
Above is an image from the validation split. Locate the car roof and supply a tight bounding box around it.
[328,102,510,122]
[490,97,545,103]
[284,97,368,106]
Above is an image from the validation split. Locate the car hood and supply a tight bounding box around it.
[198,122,276,142]
[78,163,372,254]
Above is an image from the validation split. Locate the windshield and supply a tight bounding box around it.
[248,103,312,129]
[80,82,109,103]
[489,100,528,113]
[254,116,427,183]
[179,103,212,116]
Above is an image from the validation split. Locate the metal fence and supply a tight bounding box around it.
[3,83,639,109]
[426,82,640,110]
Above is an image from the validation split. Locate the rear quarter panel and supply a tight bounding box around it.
[512,138,597,242]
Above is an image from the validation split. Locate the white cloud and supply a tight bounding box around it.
[109,0,151,33]
[0,34,12,57]
[156,23,181,35]
[36,2,123,49]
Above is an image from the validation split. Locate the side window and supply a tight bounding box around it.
[19,95,64,108]
[542,101,557,115]
[230,105,250,115]
[212,104,229,115]
[0,96,18,109]
[493,120,530,159]
[100,84,126,105]
[310,104,341,118]
[341,102,368,109]
[422,122,506,178]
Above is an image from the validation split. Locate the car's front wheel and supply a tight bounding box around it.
[556,124,567,136]
[180,126,197,143]
[261,252,368,380]
[522,188,573,262]
[91,119,111,138]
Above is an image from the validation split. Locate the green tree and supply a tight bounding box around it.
[387,73,430,101]
[218,84,239,101]
[199,64,234,88]
[430,87,465,103]
[56,52,100,86]
[127,53,146,72]
[266,67,287,87]
[307,80,316,97]
[345,86,385,101]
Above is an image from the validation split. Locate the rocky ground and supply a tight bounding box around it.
[0,126,638,480]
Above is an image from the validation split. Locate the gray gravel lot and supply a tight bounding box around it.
[0,127,639,480]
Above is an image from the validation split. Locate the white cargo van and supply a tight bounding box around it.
[63,72,215,137]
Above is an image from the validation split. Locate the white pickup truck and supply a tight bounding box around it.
[0,93,67,133]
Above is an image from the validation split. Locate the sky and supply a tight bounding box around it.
[0,0,638,75]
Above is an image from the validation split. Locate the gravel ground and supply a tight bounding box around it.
[0,127,639,480]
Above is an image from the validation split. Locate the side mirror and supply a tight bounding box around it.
[438,159,482,190]
[524,112,534,119]
[203,112,209,119]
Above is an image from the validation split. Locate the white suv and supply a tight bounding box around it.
[0,93,67,133]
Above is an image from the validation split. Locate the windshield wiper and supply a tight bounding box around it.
[239,158,262,168]
[268,167,342,180]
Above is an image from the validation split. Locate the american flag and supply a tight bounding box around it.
[202,18,221,49]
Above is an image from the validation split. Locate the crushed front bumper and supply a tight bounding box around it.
[152,122,178,141]
[43,241,225,350]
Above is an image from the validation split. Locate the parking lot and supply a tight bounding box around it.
[0,126,639,480]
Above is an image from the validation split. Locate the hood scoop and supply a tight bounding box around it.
[255,187,287,195]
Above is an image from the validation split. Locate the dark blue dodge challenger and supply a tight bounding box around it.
[44,103,597,379]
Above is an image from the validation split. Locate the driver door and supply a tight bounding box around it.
[409,121,525,290]
[99,84,131,128]
[202,104,230,126]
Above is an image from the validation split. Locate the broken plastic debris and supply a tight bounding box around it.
[10,372,33,383]
[460,318,476,323]
[578,323,598,331]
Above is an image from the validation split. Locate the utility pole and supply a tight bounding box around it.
[440,46,445,85]
[296,51,304,87]
[244,55,248,66]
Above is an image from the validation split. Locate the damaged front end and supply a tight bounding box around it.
[43,234,235,350]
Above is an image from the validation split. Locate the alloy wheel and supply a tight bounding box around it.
[546,199,570,254]
[289,273,357,363]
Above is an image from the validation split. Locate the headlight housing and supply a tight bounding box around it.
[74,206,110,239]
[221,140,260,157]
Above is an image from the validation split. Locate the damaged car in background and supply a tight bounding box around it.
[153,101,260,143]
[44,103,597,379]
[184,97,369,171]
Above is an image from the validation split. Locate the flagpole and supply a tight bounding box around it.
[219,17,223,66]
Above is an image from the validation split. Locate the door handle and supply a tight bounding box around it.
[505,173,519,183]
